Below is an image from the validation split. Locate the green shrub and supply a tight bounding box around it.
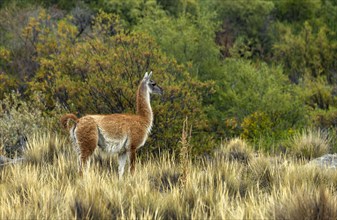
[137,8,221,80]
[210,59,307,140]
[312,108,337,129]
[0,46,17,98]
[241,111,273,140]
[210,0,275,59]
[92,0,161,28]
[0,92,57,156]
[17,10,211,156]
[272,22,337,84]
[274,0,321,22]
[303,77,335,110]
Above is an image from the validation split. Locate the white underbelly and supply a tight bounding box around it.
[97,128,129,154]
[104,137,129,153]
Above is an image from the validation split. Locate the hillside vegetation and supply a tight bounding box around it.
[0,0,337,154]
[1,0,337,218]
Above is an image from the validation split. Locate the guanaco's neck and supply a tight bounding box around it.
[136,81,153,130]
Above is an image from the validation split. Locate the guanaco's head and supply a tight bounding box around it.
[143,71,163,95]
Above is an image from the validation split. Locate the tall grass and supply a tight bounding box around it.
[288,128,331,159]
[1,131,337,219]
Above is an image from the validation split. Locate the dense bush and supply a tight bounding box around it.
[211,0,275,59]
[8,10,211,155]
[273,22,337,84]
[209,59,307,142]
[137,7,221,80]
[273,0,321,22]
[0,92,58,156]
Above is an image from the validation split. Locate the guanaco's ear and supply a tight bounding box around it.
[143,71,152,80]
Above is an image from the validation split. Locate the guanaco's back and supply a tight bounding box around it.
[61,72,163,177]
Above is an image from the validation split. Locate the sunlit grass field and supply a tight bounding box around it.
[1,132,337,219]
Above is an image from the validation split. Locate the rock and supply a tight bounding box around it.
[4,134,28,158]
[308,154,337,169]
[0,155,11,164]
[0,155,24,166]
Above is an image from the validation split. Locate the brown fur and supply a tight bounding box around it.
[60,114,78,130]
[60,72,162,177]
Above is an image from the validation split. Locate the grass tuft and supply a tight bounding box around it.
[248,157,274,192]
[270,187,337,220]
[24,133,66,165]
[288,128,331,160]
[149,169,181,192]
[215,138,253,164]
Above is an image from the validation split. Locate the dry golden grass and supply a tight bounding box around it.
[288,128,331,160]
[1,132,337,219]
[215,138,253,164]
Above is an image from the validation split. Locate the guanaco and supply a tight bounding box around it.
[60,72,163,178]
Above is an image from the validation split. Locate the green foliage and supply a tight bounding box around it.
[137,7,221,80]
[241,111,273,140]
[0,5,41,82]
[211,0,274,58]
[0,47,17,97]
[18,10,210,155]
[302,76,336,110]
[273,21,337,83]
[0,0,79,10]
[273,0,321,22]
[92,0,160,28]
[1,0,337,156]
[210,59,307,141]
[157,0,198,17]
[319,0,337,34]
[0,91,57,152]
[312,108,337,129]
[212,0,274,37]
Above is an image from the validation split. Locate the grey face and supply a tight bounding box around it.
[148,79,163,95]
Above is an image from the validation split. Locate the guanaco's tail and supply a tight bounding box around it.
[60,114,79,130]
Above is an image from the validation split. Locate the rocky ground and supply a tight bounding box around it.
[308,154,337,169]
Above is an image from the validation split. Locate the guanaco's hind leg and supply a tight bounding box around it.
[130,147,136,175]
[75,117,98,176]
[118,152,128,179]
